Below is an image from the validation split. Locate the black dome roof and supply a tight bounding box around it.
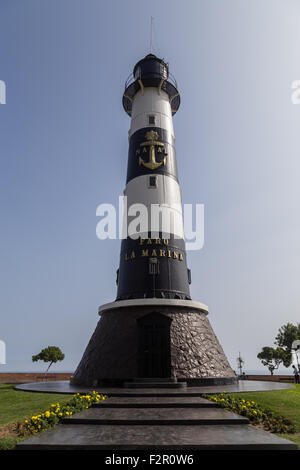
[133,54,169,78]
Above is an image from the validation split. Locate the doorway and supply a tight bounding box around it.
[137,312,172,378]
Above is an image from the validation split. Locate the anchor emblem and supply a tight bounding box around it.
[136,130,167,170]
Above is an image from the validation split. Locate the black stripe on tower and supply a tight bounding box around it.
[116,235,191,301]
[126,127,178,184]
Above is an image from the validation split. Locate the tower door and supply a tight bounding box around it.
[137,312,172,378]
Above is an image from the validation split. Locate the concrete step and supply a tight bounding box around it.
[62,407,249,425]
[129,377,178,383]
[16,424,298,450]
[123,381,187,389]
[93,396,218,408]
[96,391,203,397]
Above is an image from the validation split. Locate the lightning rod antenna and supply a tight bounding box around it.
[150,16,153,54]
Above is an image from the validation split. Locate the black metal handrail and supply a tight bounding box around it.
[168,72,178,90]
[125,73,134,90]
[124,72,178,91]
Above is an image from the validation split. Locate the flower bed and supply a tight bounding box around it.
[201,393,296,434]
[18,391,107,435]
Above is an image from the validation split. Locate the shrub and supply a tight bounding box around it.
[18,391,107,436]
[202,393,296,434]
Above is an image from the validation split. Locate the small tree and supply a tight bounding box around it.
[275,322,300,367]
[257,346,286,375]
[236,352,244,376]
[32,346,65,377]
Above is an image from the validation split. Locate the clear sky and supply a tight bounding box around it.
[0,0,300,373]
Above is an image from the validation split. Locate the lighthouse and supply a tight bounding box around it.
[117,53,190,301]
[72,54,235,386]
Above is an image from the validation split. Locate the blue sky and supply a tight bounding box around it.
[1,0,300,373]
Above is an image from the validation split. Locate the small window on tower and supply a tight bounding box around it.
[148,115,156,125]
[149,176,157,188]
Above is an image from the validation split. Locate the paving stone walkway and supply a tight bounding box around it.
[17,388,298,450]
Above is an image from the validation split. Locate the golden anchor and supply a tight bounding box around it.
[137,130,167,170]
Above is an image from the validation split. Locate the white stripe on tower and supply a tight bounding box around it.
[129,88,174,137]
[124,87,183,239]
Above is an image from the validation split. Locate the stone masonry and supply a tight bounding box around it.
[72,306,235,386]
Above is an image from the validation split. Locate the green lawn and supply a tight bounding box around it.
[0,384,73,449]
[233,383,300,448]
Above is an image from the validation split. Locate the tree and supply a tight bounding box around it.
[236,352,244,376]
[32,346,65,376]
[274,322,300,367]
[257,346,287,375]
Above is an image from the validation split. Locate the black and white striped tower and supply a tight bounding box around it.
[72,54,236,387]
[117,54,190,301]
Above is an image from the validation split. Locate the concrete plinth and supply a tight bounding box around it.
[71,299,236,387]
[15,380,295,394]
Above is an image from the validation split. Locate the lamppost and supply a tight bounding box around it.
[292,340,300,371]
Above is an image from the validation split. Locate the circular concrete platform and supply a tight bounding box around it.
[15,380,294,395]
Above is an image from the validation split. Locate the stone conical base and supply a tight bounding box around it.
[72,302,236,387]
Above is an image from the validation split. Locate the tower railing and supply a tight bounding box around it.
[124,72,178,92]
